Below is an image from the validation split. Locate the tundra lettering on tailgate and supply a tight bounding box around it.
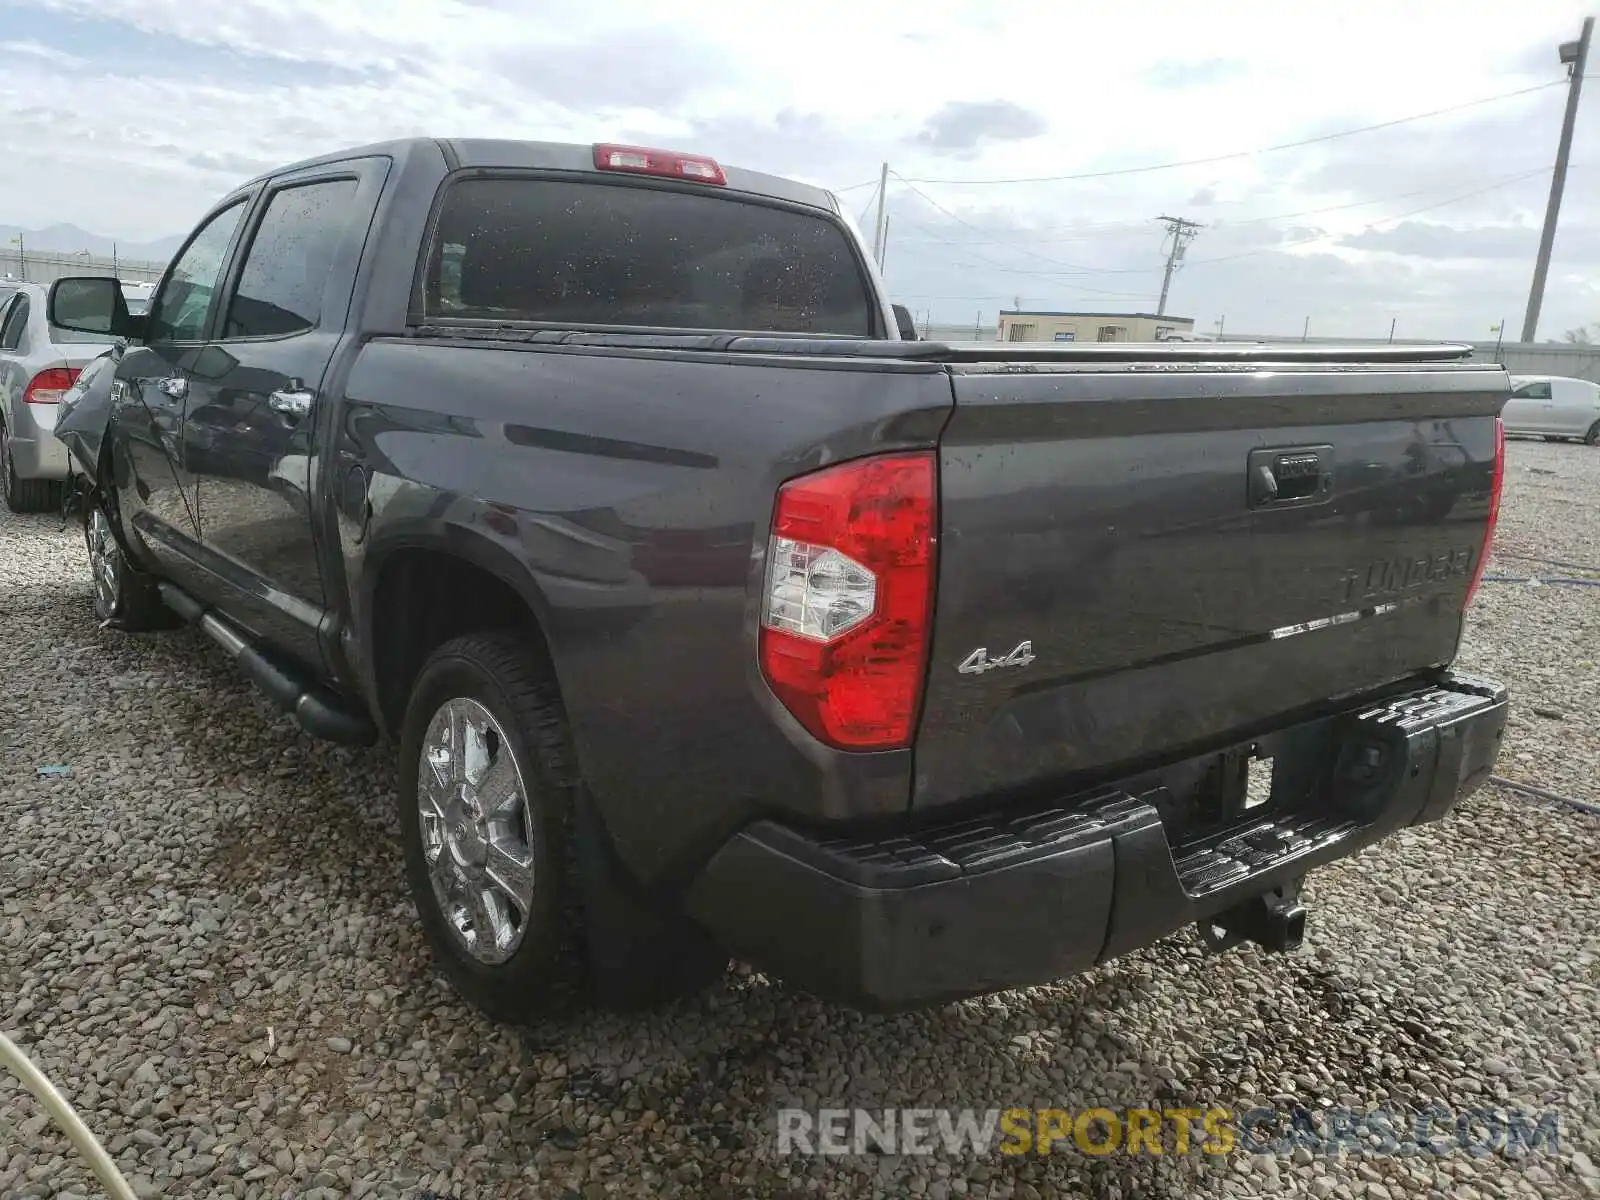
[1339,546,1475,605]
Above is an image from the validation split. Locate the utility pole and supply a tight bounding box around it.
[1388,316,1397,344]
[1522,16,1592,344]
[1302,316,1311,341]
[871,162,890,271]
[1155,216,1202,316]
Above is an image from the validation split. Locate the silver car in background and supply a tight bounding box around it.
[121,280,155,316]
[1502,374,1600,445]
[0,282,119,511]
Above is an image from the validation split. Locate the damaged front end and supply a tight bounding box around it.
[52,353,116,521]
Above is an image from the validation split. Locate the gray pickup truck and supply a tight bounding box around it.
[48,137,1511,1021]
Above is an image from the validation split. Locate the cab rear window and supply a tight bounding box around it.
[422,177,874,336]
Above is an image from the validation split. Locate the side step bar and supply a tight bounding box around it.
[157,582,377,747]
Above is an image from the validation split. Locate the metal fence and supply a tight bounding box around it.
[1467,340,1600,382]
[2,249,167,286]
[926,321,1600,383]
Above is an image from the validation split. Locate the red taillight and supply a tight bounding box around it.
[592,143,727,186]
[759,452,937,750]
[23,367,80,405]
[1464,416,1505,607]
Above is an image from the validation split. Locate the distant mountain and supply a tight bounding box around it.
[0,223,183,264]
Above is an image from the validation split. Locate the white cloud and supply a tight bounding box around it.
[0,38,87,67]
[2,0,1597,337]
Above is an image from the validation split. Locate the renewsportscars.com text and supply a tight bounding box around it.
[774,1106,1562,1159]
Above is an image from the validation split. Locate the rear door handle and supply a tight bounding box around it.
[269,387,314,419]
[1248,445,1334,509]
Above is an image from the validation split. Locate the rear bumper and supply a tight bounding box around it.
[685,672,1508,1011]
[5,404,69,480]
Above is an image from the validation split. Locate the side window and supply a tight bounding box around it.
[223,179,359,339]
[1513,381,1552,400]
[147,200,248,343]
[1,295,30,351]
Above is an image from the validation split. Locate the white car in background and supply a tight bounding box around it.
[0,282,119,511]
[121,280,155,316]
[1502,374,1600,445]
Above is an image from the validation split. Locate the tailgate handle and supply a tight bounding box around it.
[1248,445,1333,508]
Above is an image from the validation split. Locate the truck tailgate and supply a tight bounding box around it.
[914,359,1507,809]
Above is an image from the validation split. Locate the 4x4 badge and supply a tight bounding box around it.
[957,640,1036,675]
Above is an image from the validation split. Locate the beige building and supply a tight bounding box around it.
[998,310,1196,344]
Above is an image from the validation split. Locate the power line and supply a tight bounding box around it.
[1182,167,1551,266]
[885,213,1157,295]
[898,80,1566,186]
[854,180,881,230]
[888,165,1557,278]
[890,172,1136,273]
[883,166,1551,293]
[1206,167,1571,230]
[888,165,1570,245]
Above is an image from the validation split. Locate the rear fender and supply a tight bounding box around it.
[356,511,562,736]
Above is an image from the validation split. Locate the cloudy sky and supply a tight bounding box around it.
[1,0,1597,339]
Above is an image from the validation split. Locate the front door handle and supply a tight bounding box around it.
[269,388,314,419]
[158,376,187,400]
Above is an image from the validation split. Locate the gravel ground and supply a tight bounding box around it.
[1,439,1596,1200]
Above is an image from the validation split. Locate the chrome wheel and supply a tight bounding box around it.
[88,506,121,617]
[418,698,537,965]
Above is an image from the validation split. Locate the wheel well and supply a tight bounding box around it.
[369,548,556,734]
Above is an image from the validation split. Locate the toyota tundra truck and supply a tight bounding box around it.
[47,137,1511,1019]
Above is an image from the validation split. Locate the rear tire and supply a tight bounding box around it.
[84,498,175,630]
[1585,420,1600,446]
[398,632,589,1022]
[1,426,61,514]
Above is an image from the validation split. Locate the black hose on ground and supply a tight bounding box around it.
[1489,775,1600,816]
[1479,575,1600,588]
[1492,550,1600,575]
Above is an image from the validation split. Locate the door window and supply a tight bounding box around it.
[0,295,28,351]
[1511,381,1552,399]
[146,200,248,344]
[224,179,360,339]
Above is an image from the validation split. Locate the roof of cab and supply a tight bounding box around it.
[241,137,839,214]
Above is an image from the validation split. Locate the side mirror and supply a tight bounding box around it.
[892,303,918,341]
[47,276,139,339]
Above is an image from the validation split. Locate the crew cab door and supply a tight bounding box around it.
[1503,379,1553,433]
[180,160,386,669]
[108,197,251,583]
[1552,379,1600,436]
